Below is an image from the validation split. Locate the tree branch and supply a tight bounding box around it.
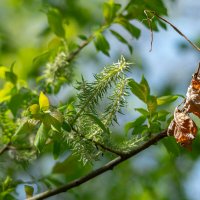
[27,130,167,200]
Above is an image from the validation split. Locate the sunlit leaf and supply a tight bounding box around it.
[157,95,178,105]
[39,92,50,111]
[29,104,40,115]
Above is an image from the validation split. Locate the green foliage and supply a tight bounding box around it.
[0,0,190,199]
[94,32,110,56]
[127,76,178,137]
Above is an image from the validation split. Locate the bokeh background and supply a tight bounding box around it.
[0,0,200,199]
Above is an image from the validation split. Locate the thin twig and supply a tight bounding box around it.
[144,10,200,52]
[27,130,167,200]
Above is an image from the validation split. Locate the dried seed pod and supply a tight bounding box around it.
[167,107,197,148]
[184,64,200,117]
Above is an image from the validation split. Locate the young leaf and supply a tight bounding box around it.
[135,108,149,116]
[157,95,178,106]
[29,104,40,115]
[110,30,133,53]
[39,92,50,111]
[147,95,157,115]
[128,79,146,102]
[94,32,110,56]
[34,123,50,152]
[140,76,150,97]
[125,116,146,134]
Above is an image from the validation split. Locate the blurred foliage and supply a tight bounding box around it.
[0,0,199,200]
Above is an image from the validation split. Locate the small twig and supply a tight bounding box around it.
[27,130,167,200]
[144,10,200,52]
[144,10,154,52]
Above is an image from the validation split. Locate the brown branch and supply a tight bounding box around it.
[145,10,200,52]
[27,130,167,200]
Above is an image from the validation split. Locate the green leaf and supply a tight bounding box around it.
[42,111,63,132]
[149,121,161,133]
[162,137,180,157]
[46,8,65,38]
[78,34,88,40]
[53,140,61,159]
[115,17,141,39]
[110,30,133,53]
[94,32,110,56]
[24,185,34,198]
[132,124,149,135]
[157,110,170,121]
[62,121,71,132]
[157,95,178,106]
[147,95,157,115]
[5,71,17,85]
[125,116,146,134]
[135,108,149,116]
[128,79,146,102]
[140,76,150,97]
[34,123,50,152]
[103,2,121,23]
[85,113,110,134]
[13,119,38,141]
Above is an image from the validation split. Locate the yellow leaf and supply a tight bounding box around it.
[39,92,50,111]
[0,66,8,79]
[29,104,40,114]
[0,82,14,102]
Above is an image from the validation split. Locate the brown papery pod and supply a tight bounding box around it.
[184,64,200,117]
[167,107,197,149]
